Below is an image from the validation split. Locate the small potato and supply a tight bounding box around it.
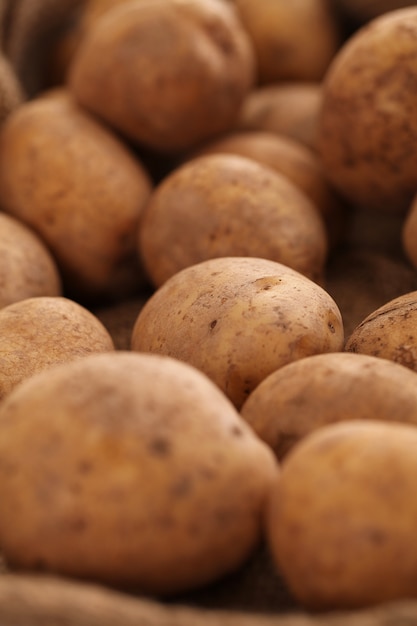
[138,154,328,287]
[345,291,417,371]
[0,89,152,301]
[241,352,417,460]
[69,0,255,153]
[267,420,417,610]
[0,351,277,594]
[131,256,344,409]
[0,212,62,308]
[0,296,114,400]
[319,8,417,213]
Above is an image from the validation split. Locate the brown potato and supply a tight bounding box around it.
[0,89,152,302]
[0,351,277,594]
[138,154,328,287]
[241,352,417,460]
[267,420,417,610]
[345,291,417,371]
[69,0,255,153]
[131,256,344,409]
[0,212,62,308]
[0,296,114,400]
[233,0,341,83]
[319,8,417,213]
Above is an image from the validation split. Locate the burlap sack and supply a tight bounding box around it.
[1,2,417,624]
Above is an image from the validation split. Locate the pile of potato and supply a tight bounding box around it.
[1,0,417,617]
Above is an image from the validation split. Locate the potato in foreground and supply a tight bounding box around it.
[241,352,417,459]
[0,351,277,594]
[131,257,344,409]
[267,421,417,610]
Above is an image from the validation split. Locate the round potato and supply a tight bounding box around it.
[0,212,62,308]
[319,8,417,213]
[69,0,255,153]
[241,352,417,460]
[345,291,417,371]
[0,89,152,301]
[0,351,277,594]
[131,256,344,409]
[267,420,417,610]
[0,296,114,400]
[138,154,328,287]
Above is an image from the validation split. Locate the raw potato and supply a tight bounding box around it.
[131,256,344,409]
[240,352,417,460]
[0,351,277,594]
[0,89,152,301]
[69,0,255,153]
[0,212,62,308]
[193,131,346,248]
[267,420,417,610]
[345,291,417,371]
[138,154,328,287]
[0,296,114,400]
[319,8,417,213]
[236,82,323,151]
[233,0,341,83]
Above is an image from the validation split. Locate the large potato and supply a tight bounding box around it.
[0,89,152,301]
[241,352,417,460]
[0,296,114,400]
[131,256,344,409]
[138,154,328,287]
[319,8,417,213]
[0,212,62,308]
[0,351,277,594]
[69,0,255,153]
[267,420,417,610]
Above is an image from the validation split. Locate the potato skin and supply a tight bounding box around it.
[131,257,344,409]
[0,296,114,400]
[138,154,328,287]
[345,291,417,371]
[267,420,417,610]
[319,8,417,213]
[241,352,417,459]
[0,351,277,594]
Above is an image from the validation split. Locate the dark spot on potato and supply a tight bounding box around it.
[78,460,93,474]
[328,321,335,333]
[170,475,192,497]
[199,466,216,480]
[231,425,243,437]
[149,437,171,456]
[210,319,217,329]
[68,517,87,532]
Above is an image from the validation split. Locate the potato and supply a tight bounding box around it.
[138,154,328,287]
[0,212,62,308]
[345,291,417,371]
[131,256,344,409]
[233,0,341,83]
[68,0,255,153]
[0,89,152,302]
[0,296,114,401]
[0,351,277,594]
[240,352,417,460]
[236,82,323,151]
[267,420,417,610]
[193,131,346,248]
[319,8,417,213]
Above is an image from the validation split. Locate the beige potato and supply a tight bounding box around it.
[193,131,346,248]
[241,352,417,460]
[0,212,62,308]
[138,154,328,287]
[131,256,344,409]
[0,351,277,594]
[233,0,341,83]
[236,82,323,151]
[319,8,417,213]
[69,0,255,153]
[0,89,152,301]
[0,296,114,400]
[345,291,417,371]
[267,420,417,610]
